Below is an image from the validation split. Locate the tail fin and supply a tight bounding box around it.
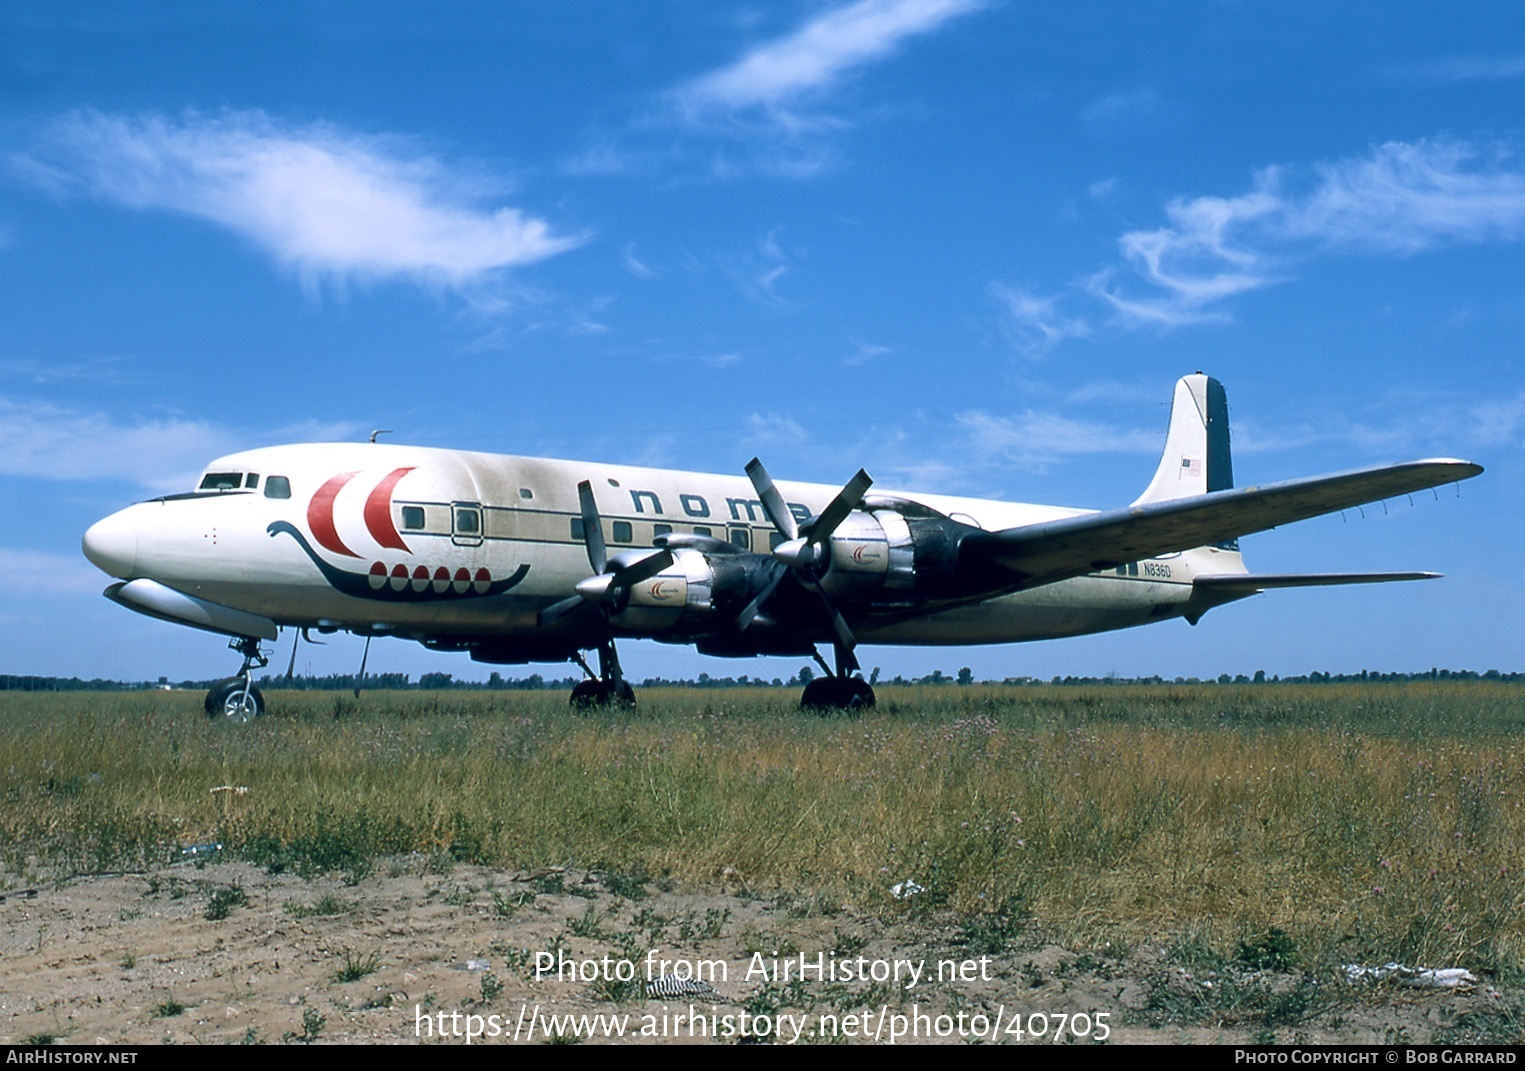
[1132,372,1233,506]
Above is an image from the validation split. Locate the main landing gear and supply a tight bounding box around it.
[799,642,876,713]
[568,641,636,710]
[204,636,267,722]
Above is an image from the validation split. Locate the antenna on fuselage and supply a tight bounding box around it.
[369,429,392,443]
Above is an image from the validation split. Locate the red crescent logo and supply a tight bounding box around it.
[364,467,415,552]
[309,472,361,558]
[852,545,868,564]
[650,580,673,600]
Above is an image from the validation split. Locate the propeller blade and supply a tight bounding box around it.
[615,547,675,587]
[745,457,798,540]
[809,469,873,546]
[538,595,589,626]
[815,587,860,672]
[576,480,607,574]
[735,559,788,631]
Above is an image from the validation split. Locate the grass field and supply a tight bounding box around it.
[4,682,1524,984]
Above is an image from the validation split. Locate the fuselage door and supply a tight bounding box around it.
[452,502,484,547]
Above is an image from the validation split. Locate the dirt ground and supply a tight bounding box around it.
[0,856,1515,1046]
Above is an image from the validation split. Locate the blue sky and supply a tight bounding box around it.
[2,1,1521,684]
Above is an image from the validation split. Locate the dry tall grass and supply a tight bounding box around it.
[3,683,1522,975]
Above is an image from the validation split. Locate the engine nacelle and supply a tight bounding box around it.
[817,509,915,598]
[606,503,979,639]
[608,547,766,636]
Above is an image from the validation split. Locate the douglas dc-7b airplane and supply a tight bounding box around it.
[82,374,1481,717]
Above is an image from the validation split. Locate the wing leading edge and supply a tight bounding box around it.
[959,458,1483,592]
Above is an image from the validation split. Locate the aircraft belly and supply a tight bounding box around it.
[859,575,1193,646]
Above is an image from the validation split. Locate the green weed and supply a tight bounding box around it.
[332,949,383,982]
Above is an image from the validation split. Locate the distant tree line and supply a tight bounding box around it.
[4,666,1525,692]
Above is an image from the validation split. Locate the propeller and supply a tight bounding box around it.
[539,480,674,626]
[740,458,872,668]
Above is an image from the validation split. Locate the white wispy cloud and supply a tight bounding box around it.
[621,243,659,279]
[678,0,984,118]
[744,412,810,447]
[1400,53,1525,83]
[990,283,1092,355]
[0,395,356,492]
[17,110,584,295]
[843,335,892,366]
[956,410,1162,471]
[1092,138,1525,328]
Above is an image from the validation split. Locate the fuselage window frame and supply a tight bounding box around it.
[452,503,484,547]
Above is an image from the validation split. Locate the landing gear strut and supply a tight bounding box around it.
[204,636,267,722]
[799,641,875,713]
[568,641,635,709]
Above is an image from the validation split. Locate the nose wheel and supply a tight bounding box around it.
[204,636,268,722]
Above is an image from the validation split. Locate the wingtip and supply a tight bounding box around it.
[1415,458,1484,479]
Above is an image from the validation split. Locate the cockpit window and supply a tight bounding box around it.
[244,473,260,489]
[199,472,244,491]
[264,476,291,500]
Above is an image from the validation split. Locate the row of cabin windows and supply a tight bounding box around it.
[401,505,479,533]
[572,518,779,551]
[397,505,778,549]
[198,472,291,499]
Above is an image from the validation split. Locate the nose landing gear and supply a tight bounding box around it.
[204,636,268,722]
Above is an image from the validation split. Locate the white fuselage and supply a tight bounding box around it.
[83,441,1243,653]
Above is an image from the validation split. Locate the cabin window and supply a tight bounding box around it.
[769,531,787,550]
[729,527,751,551]
[519,487,534,500]
[264,476,291,500]
[693,526,712,538]
[401,506,425,530]
[612,521,633,543]
[653,523,672,538]
[199,472,243,491]
[571,518,585,540]
[455,507,481,535]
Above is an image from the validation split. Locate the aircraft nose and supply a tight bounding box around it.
[82,509,139,578]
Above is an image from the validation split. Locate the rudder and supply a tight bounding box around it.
[1132,372,1233,505]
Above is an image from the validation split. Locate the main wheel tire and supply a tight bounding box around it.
[800,676,875,714]
[205,678,265,722]
[569,679,638,710]
[570,679,607,710]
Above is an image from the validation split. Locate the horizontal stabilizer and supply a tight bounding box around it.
[963,458,1482,590]
[1193,572,1440,597]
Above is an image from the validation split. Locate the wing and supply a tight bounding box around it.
[960,458,1482,591]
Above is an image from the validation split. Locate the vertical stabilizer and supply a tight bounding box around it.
[1132,373,1233,506]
